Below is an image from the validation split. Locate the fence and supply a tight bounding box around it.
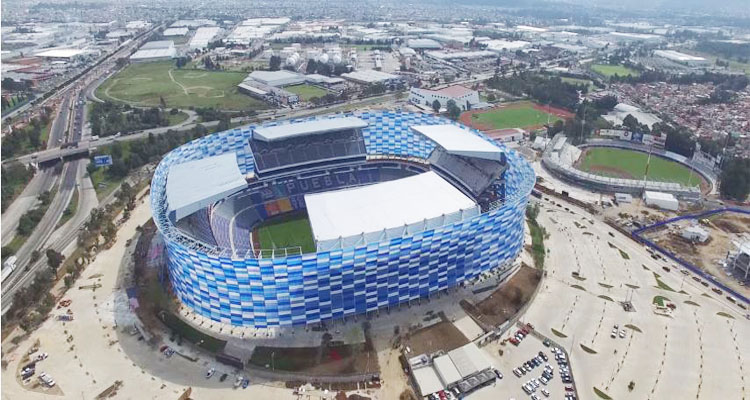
[631,207,750,306]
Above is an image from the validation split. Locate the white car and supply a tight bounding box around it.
[205,368,215,379]
[611,329,617,338]
[541,388,550,397]
[38,372,55,387]
[619,329,626,338]
[36,353,49,361]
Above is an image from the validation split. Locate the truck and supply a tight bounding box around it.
[2,256,17,282]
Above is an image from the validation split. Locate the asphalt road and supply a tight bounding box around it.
[1,92,73,246]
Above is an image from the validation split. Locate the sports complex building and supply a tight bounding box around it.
[151,111,535,328]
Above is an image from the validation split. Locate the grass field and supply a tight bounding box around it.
[256,211,316,253]
[471,102,562,130]
[285,84,328,101]
[579,147,700,187]
[561,77,595,90]
[96,61,268,111]
[591,64,640,78]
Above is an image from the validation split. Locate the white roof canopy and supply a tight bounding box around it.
[412,124,504,162]
[253,117,368,142]
[305,171,478,248]
[167,153,247,221]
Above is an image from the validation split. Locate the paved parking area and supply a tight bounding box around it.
[521,196,750,400]
[471,333,569,400]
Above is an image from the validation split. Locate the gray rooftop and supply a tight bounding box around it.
[253,117,368,142]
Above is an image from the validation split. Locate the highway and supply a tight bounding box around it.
[0,93,73,246]
[0,29,156,313]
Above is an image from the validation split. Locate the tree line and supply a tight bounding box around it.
[89,101,173,137]
[1,162,34,213]
[486,72,586,111]
[2,108,52,159]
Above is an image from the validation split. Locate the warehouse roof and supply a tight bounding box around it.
[341,69,400,84]
[163,27,189,36]
[140,40,174,50]
[412,124,503,162]
[166,153,247,221]
[305,171,477,244]
[253,116,367,142]
[35,48,88,58]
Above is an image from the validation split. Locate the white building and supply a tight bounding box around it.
[409,85,479,111]
[129,40,176,62]
[653,50,709,67]
[340,69,402,85]
[246,70,306,87]
[189,26,221,50]
[643,191,679,211]
[681,225,709,243]
[163,27,189,37]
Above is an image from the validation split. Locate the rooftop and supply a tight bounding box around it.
[304,171,478,245]
[341,69,400,84]
[412,124,504,162]
[252,116,368,142]
[434,85,475,98]
[166,153,247,221]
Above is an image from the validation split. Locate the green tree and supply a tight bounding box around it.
[446,100,461,120]
[719,157,750,201]
[46,249,64,274]
[431,99,441,113]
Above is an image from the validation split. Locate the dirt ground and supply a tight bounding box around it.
[402,320,469,356]
[250,341,379,375]
[646,212,750,297]
[461,265,542,328]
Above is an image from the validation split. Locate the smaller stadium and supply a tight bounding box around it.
[152,111,535,328]
[542,134,717,198]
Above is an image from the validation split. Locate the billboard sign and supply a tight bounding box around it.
[94,155,113,167]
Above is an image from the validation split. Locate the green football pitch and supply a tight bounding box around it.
[285,84,328,101]
[471,103,562,130]
[96,61,268,111]
[590,64,640,78]
[256,211,316,254]
[579,147,700,187]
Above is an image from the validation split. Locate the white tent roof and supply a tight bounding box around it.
[412,366,445,396]
[166,153,247,221]
[412,125,504,162]
[447,342,492,378]
[433,354,462,386]
[253,117,367,142]
[305,171,477,244]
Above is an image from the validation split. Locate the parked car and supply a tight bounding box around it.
[205,368,215,379]
[219,373,228,382]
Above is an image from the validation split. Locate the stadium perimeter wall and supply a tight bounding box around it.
[151,112,536,328]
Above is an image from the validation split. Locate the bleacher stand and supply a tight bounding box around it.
[428,146,507,201]
[250,129,367,176]
[175,208,218,246]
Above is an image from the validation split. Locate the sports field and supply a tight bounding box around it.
[255,211,316,253]
[96,61,268,111]
[285,84,327,101]
[561,77,594,90]
[578,147,700,187]
[590,64,640,78]
[461,101,570,131]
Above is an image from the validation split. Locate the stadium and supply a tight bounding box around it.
[151,111,535,328]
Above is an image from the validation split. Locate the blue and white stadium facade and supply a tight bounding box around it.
[151,111,535,328]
